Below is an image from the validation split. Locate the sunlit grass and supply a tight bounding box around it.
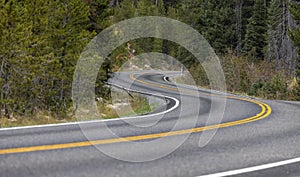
[0,91,158,128]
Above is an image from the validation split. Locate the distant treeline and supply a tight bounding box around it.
[0,0,299,118]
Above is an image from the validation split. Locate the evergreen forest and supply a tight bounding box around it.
[0,0,300,121]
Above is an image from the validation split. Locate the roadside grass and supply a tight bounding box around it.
[173,54,300,101]
[0,92,157,128]
[97,95,153,119]
[172,73,286,100]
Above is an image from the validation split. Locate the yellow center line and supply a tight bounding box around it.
[0,73,272,155]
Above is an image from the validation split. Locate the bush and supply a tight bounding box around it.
[219,52,299,100]
[249,78,264,96]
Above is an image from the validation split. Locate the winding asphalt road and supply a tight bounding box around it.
[1,71,300,177]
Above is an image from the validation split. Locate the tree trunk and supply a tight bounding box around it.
[236,0,243,56]
[267,0,298,76]
[134,0,138,7]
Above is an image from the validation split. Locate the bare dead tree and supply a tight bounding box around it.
[267,0,299,76]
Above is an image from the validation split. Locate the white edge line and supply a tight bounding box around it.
[163,76,170,82]
[0,85,179,132]
[197,157,300,177]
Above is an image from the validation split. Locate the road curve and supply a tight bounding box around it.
[1,71,300,177]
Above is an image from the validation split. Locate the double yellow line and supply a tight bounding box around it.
[0,73,272,155]
[130,73,271,132]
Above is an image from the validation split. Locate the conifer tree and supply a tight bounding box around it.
[0,0,94,117]
[0,0,19,117]
[180,0,236,54]
[244,0,268,59]
[86,0,113,33]
[47,0,95,113]
[267,0,283,63]
[0,0,35,117]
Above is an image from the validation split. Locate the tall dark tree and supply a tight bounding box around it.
[243,0,268,59]
[0,0,94,118]
[86,0,113,33]
[180,0,236,54]
[47,0,95,113]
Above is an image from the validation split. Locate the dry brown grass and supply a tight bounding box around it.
[0,91,154,128]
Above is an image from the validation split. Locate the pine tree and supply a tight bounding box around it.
[202,0,237,53]
[0,0,95,118]
[243,0,268,59]
[0,0,18,118]
[267,0,282,63]
[47,0,95,114]
[289,0,300,78]
[19,0,53,114]
[180,0,236,54]
[0,0,35,117]
[86,0,113,33]
[111,0,168,58]
[242,0,255,38]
